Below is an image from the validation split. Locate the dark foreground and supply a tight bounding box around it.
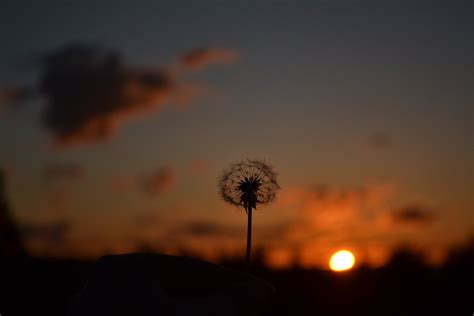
[1,246,473,316]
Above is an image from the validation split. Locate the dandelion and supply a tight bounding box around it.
[219,159,280,268]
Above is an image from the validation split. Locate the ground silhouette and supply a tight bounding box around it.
[1,242,473,316]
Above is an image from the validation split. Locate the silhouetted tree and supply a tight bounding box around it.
[0,169,26,256]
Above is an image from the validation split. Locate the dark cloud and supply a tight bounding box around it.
[42,162,84,182]
[1,43,237,147]
[139,167,175,197]
[179,47,239,71]
[391,205,437,225]
[177,221,242,238]
[173,219,293,242]
[39,44,174,146]
[20,219,70,245]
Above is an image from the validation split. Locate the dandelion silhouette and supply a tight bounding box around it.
[219,159,280,268]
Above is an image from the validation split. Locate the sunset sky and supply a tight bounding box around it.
[0,0,472,268]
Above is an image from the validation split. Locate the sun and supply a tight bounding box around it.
[329,250,355,271]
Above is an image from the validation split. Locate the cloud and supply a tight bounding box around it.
[280,183,396,226]
[274,183,397,249]
[39,44,174,146]
[42,162,84,182]
[266,183,443,267]
[179,47,239,71]
[20,219,71,245]
[390,205,437,225]
[177,220,242,238]
[139,166,175,197]
[1,43,238,147]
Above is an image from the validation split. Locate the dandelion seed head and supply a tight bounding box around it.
[219,159,280,211]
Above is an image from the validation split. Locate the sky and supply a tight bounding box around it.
[0,0,472,268]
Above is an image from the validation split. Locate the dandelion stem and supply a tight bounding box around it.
[246,205,252,269]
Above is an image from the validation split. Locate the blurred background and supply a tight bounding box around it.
[0,0,472,315]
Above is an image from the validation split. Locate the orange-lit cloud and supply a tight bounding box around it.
[1,43,238,147]
[179,47,239,71]
[139,166,175,197]
[279,183,396,229]
[39,44,174,146]
[265,183,398,267]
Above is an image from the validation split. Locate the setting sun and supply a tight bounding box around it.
[329,250,355,271]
